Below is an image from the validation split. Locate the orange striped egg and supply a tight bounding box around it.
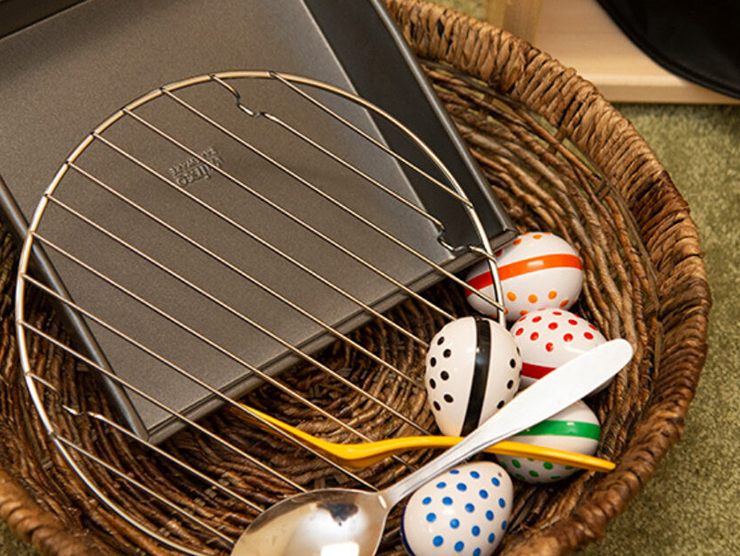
[465,232,583,322]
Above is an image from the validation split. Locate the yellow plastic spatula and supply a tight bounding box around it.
[241,403,615,472]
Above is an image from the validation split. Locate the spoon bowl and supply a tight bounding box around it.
[232,489,387,556]
[231,339,633,556]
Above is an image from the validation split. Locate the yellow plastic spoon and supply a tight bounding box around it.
[240,403,615,472]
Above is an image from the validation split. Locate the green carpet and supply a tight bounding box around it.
[2,4,739,555]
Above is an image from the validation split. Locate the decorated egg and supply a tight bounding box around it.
[465,232,583,322]
[510,308,608,389]
[496,400,600,484]
[425,317,521,437]
[463,260,501,317]
[402,461,513,556]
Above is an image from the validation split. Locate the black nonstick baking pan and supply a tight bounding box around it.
[1,0,515,443]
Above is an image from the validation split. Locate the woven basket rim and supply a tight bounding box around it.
[0,2,711,555]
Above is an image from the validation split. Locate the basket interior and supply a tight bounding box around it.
[0,2,711,555]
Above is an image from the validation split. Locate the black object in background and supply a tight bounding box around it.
[598,0,740,100]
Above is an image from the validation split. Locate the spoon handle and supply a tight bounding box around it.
[380,339,633,507]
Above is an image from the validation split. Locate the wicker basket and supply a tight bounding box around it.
[0,1,710,555]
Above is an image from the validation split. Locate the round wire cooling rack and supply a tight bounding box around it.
[15,70,507,555]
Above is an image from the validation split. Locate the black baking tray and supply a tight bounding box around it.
[0,0,515,443]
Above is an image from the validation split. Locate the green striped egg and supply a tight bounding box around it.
[496,400,600,484]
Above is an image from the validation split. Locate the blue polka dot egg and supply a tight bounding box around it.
[401,462,513,556]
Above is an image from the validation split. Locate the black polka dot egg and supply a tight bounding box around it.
[425,317,521,437]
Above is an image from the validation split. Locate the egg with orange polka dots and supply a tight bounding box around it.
[465,232,583,322]
[510,308,609,391]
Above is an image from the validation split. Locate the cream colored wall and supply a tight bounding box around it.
[480,0,738,103]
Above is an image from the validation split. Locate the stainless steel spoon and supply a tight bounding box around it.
[231,339,633,556]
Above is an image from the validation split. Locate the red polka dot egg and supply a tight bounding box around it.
[465,232,583,322]
[510,308,608,390]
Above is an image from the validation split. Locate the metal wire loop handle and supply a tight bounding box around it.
[16,70,507,555]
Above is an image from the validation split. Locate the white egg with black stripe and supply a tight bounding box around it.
[496,400,601,484]
[425,316,521,437]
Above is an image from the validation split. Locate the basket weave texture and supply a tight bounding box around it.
[0,1,710,555]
